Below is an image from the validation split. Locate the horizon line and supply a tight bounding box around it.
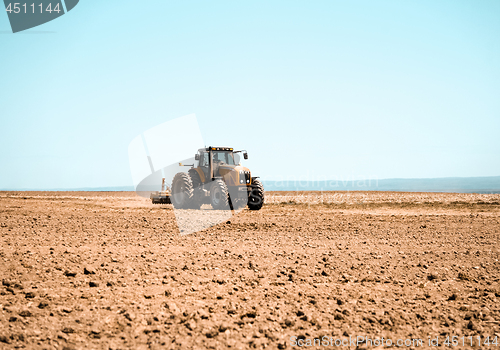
[0,175,499,192]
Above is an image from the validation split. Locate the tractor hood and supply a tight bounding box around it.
[218,164,251,186]
[219,164,249,173]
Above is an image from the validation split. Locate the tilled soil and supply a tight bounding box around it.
[0,191,499,349]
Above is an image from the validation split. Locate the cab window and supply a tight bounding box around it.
[199,152,209,167]
[212,151,234,165]
[226,153,235,165]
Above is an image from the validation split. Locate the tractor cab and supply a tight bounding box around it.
[195,147,248,183]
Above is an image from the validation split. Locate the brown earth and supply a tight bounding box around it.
[0,191,499,349]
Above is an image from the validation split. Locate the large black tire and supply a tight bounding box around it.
[248,178,264,211]
[188,169,204,209]
[171,172,194,209]
[210,179,230,210]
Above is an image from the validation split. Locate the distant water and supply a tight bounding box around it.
[262,176,500,193]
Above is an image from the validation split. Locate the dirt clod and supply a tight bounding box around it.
[84,267,96,275]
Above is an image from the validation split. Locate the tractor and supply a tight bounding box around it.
[170,147,264,210]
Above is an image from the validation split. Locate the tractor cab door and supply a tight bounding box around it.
[198,152,210,182]
[212,151,229,177]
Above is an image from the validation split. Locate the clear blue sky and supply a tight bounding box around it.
[1,0,499,189]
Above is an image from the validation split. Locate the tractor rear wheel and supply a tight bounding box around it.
[210,179,230,210]
[188,169,204,209]
[171,172,194,209]
[248,178,264,210]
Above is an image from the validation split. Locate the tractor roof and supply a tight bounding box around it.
[198,147,234,152]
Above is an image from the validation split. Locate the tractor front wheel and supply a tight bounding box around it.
[210,179,230,210]
[248,178,264,210]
